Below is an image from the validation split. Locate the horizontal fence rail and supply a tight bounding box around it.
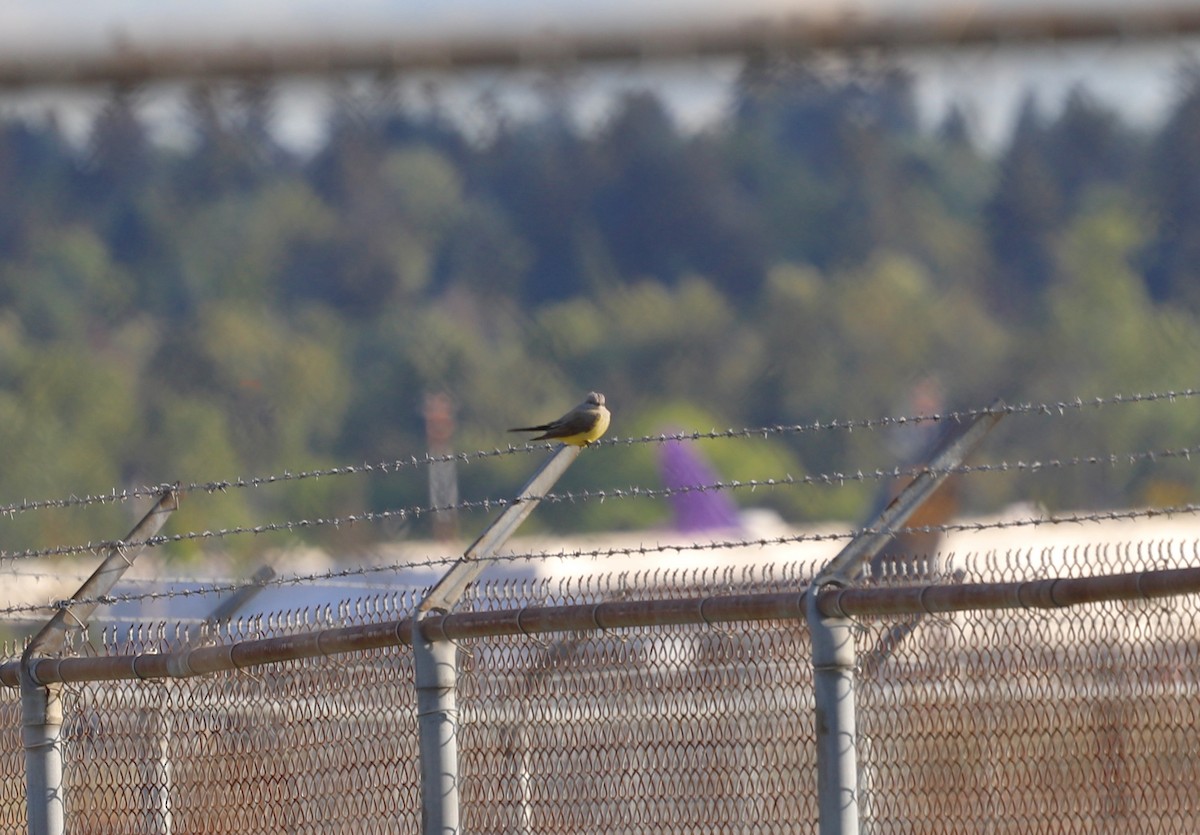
[3,544,1200,833]
[7,549,1200,688]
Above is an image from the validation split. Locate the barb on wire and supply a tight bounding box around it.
[2,438,1199,564]
[592,388,1200,447]
[0,450,513,517]
[0,388,1197,520]
[1,502,1198,619]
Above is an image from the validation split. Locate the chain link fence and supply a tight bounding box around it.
[1,540,1198,832]
[2,1,1199,830]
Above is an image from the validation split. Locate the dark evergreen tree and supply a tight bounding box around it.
[1045,87,1136,211]
[733,58,918,172]
[0,119,72,256]
[937,103,974,149]
[985,94,1062,302]
[73,88,191,315]
[593,91,766,299]
[297,98,408,313]
[729,59,921,270]
[173,83,282,198]
[76,87,154,214]
[377,77,472,166]
[1140,70,1200,309]
[474,110,600,302]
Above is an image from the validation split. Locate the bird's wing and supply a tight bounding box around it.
[536,408,599,439]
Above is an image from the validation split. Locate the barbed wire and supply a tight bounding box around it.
[2,567,314,590]
[1,437,1198,565]
[0,388,1196,520]
[0,502,1197,618]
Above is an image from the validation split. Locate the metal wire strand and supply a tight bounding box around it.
[0,387,1195,518]
[2,434,1198,565]
[3,502,1199,618]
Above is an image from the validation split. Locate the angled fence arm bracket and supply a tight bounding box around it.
[414,442,584,835]
[23,487,179,666]
[806,403,1003,835]
[419,444,581,616]
[20,487,178,835]
[815,403,1005,587]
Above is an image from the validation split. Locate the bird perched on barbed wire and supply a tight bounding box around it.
[509,391,611,447]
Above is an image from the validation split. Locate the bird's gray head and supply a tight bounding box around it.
[587,392,605,406]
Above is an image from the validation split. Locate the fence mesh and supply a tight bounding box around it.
[57,647,421,835]
[856,601,1200,833]
[1,541,1199,832]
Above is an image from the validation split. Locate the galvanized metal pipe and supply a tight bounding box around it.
[419,444,581,615]
[20,489,177,835]
[416,442,583,834]
[10,557,1200,688]
[806,589,859,835]
[807,404,1002,834]
[23,488,178,664]
[20,677,64,835]
[185,564,277,643]
[414,635,459,834]
[4,7,1200,89]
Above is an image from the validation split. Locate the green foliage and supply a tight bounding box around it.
[0,59,1197,562]
[1141,69,1200,308]
[1,227,137,340]
[1021,199,1200,507]
[177,181,336,304]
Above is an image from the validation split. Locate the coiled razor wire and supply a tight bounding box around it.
[0,501,1197,618]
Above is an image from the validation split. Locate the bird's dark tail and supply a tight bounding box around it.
[509,425,551,433]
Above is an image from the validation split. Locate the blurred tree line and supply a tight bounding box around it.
[0,58,1199,558]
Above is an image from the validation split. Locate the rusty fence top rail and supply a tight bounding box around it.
[7,559,1200,688]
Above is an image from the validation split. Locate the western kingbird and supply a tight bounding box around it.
[509,392,611,447]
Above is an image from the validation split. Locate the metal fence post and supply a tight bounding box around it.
[814,405,1005,586]
[20,488,177,835]
[414,636,460,834]
[807,406,1003,834]
[806,591,858,835]
[20,677,64,835]
[415,444,585,834]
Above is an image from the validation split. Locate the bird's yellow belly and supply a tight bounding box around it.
[565,410,610,446]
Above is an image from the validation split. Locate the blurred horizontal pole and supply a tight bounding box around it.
[3,5,1200,88]
[5,558,1200,686]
